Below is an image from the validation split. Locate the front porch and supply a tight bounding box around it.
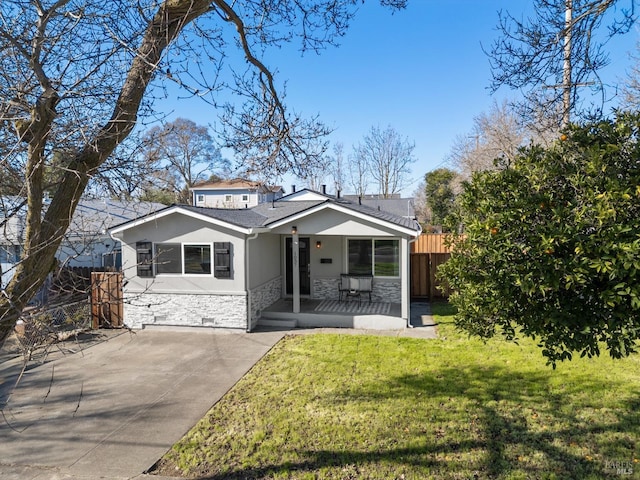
[258,298,405,330]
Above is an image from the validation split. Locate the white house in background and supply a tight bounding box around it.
[0,198,164,287]
[0,197,25,288]
[190,178,285,209]
[109,189,421,332]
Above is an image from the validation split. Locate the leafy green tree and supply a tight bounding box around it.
[440,112,640,366]
[424,168,457,227]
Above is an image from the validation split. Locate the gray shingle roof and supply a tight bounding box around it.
[177,205,270,228]
[67,199,165,238]
[177,200,330,228]
[112,191,420,233]
[342,196,415,219]
[330,198,418,230]
[1,197,166,238]
[253,200,328,225]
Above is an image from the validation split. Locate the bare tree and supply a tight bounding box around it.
[488,0,636,129]
[354,125,416,198]
[140,118,228,203]
[348,149,371,197]
[449,100,555,180]
[620,40,640,110]
[329,142,347,195]
[0,0,408,345]
[411,180,430,229]
[297,155,330,192]
[85,132,160,200]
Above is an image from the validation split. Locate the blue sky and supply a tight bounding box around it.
[161,1,639,196]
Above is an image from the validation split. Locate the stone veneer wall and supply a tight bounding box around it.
[313,277,340,300]
[313,277,401,303]
[249,276,282,329]
[372,280,401,303]
[123,292,247,330]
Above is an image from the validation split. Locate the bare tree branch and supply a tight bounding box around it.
[0,0,407,345]
[487,0,636,127]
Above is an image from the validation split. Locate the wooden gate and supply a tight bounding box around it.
[410,252,451,299]
[91,272,123,328]
[411,253,430,298]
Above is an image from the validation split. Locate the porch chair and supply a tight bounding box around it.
[338,274,373,305]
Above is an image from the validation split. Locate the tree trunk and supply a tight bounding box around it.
[0,0,212,345]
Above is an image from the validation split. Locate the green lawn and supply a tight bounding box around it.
[154,303,639,479]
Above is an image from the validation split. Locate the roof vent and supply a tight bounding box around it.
[292,185,296,193]
[321,184,326,194]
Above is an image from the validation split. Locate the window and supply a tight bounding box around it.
[225,194,233,203]
[196,194,204,203]
[374,239,400,277]
[184,245,211,274]
[135,242,227,277]
[348,239,372,275]
[103,249,122,269]
[348,239,400,277]
[0,245,20,263]
[156,243,181,274]
[153,243,211,275]
[241,194,249,202]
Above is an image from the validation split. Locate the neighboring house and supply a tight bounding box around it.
[109,189,422,332]
[190,178,285,209]
[342,194,416,221]
[59,199,166,268]
[1,196,26,288]
[0,198,164,288]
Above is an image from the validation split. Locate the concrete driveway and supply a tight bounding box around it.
[0,329,284,479]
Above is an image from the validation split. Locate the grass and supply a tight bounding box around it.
[154,302,640,479]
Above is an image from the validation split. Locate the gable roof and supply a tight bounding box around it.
[342,195,415,219]
[67,199,165,237]
[110,189,421,236]
[0,197,165,239]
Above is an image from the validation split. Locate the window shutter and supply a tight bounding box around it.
[136,241,154,277]
[214,242,232,279]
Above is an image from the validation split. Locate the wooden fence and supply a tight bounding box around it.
[411,233,452,253]
[410,252,451,299]
[91,271,123,328]
[410,234,452,299]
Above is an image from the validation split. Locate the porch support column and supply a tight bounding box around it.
[292,231,300,313]
[401,237,410,322]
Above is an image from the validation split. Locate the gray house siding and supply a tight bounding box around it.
[247,233,282,329]
[119,213,249,330]
[111,190,420,331]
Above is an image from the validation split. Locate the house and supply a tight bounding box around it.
[0,198,164,288]
[109,189,422,331]
[190,178,285,209]
[0,197,25,288]
[342,194,416,221]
